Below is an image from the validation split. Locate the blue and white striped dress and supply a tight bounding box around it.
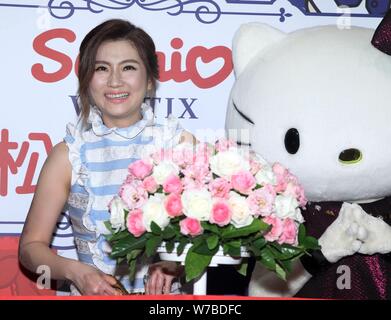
[64,103,183,295]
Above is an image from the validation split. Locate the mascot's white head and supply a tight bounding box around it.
[226,23,391,202]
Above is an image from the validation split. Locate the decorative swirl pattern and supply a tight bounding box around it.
[0,0,292,23]
[48,0,75,19]
[135,0,221,24]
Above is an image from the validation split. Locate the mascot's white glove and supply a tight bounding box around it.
[319,203,367,263]
[356,209,391,255]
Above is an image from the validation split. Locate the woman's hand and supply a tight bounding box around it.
[145,261,184,295]
[70,262,121,296]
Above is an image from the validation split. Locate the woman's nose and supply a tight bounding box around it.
[108,69,123,87]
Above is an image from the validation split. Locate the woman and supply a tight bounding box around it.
[19,19,193,296]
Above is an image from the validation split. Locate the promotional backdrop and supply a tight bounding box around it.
[0,0,388,295]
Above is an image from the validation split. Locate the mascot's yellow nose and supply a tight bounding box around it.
[338,148,362,164]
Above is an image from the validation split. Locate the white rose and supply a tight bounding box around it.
[255,165,277,185]
[173,142,195,152]
[152,160,179,184]
[210,148,250,178]
[228,191,253,228]
[109,196,127,232]
[181,189,212,221]
[142,194,170,232]
[274,195,303,222]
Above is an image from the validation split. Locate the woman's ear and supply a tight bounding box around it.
[147,78,153,92]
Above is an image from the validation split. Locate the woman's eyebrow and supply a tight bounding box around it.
[95,59,141,65]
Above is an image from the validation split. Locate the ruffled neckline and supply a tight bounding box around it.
[87,103,154,139]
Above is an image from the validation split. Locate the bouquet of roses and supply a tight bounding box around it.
[105,139,319,282]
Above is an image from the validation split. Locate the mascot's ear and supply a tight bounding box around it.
[233,22,286,76]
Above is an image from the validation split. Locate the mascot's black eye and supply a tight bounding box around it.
[284,128,300,154]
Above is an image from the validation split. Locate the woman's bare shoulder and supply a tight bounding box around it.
[39,141,71,186]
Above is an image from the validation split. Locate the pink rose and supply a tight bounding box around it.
[208,178,231,199]
[249,156,262,175]
[215,139,236,152]
[172,146,196,167]
[182,177,201,190]
[272,163,289,192]
[247,185,276,217]
[163,174,183,194]
[210,199,232,226]
[182,163,212,188]
[284,182,307,208]
[129,159,153,180]
[124,174,134,184]
[272,162,287,176]
[127,209,146,237]
[179,217,203,237]
[151,149,164,164]
[278,218,298,245]
[119,181,148,210]
[151,148,174,164]
[142,176,158,193]
[194,143,213,166]
[165,193,183,217]
[263,215,283,242]
[231,171,256,195]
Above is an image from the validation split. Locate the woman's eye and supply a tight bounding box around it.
[95,66,107,71]
[124,65,136,71]
[284,128,300,154]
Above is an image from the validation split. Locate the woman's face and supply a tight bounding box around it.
[89,40,152,128]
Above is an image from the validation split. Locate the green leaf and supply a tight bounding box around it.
[248,236,267,257]
[192,235,207,247]
[222,219,268,239]
[259,247,276,271]
[106,230,131,242]
[275,263,287,280]
[185,245,213,282]
[253,236,267,250]
[298,224,306,245]
[177,237,189,256]
[201,222,220,235]
[225,239,242,257]
[279,259,293,274]
[145,235,162,257]
[228,239,241,248]
[269,243,304,260]
[303,236,320,250]
[128,258,137,280]
[110,234,148,259]
[223,243,230,255]
[126,249,142,261]
[192,240,219,256]
[206,234,219,250]
[150,221,162,235]
[117,257,125,264]
[104,221,114,234]
[236,261,248,277]
[165,239,175,253]
[162,224,176,240]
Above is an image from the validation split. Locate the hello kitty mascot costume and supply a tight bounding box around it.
[225,12,391,299]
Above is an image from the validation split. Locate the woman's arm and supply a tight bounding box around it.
[19,142,119,295]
